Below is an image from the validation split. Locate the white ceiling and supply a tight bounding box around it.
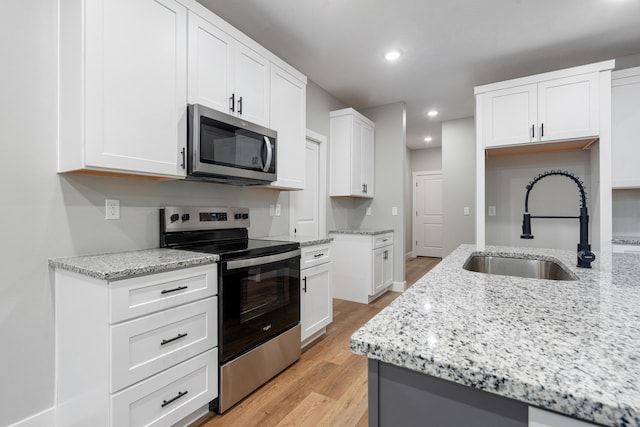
[197,0,640,149]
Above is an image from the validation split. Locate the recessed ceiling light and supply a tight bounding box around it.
[385,50,401,61]
[424,136,433,142]
[427,110,438,117]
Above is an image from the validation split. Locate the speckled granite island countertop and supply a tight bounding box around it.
[351,244,640,426]
[49,248,218,281]
[329,229,393,236]
[258,235,333,247]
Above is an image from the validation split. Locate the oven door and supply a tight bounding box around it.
[219,249,300,364]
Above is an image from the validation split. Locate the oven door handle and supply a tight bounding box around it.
[225,249,300,270]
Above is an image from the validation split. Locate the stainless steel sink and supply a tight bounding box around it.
[462,254,578,281]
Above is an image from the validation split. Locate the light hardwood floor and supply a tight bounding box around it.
[194,256,440,427]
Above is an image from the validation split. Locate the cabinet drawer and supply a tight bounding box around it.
[109,264,217,323]
[374,233,393,249]
[110,349,217,427]
[111,297,217,392]
[301,244,331,269]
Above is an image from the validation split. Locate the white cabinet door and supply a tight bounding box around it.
[382,246,394,288]
[186,12,269,127]
[538,73,599,141]
[350,119,364,195]
[612,68,640,188]
[372,247,385,295]
[484,84,537,148]
[269,63,306,189]
[360,122,375,197]
[83,0,187,177]
[301,263,333,342]
[187,11,234,113]
[234,43,270,127]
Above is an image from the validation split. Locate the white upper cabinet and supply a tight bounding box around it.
[187,10,270,128]
[612,67,640,188]
[480,70,600,148]
[484,84,537,147]
[59,0,188,178]
[268,64,307,190]
[330,108,375,198]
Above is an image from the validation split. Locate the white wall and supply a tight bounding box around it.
[411,147,443,172]
[361,102,407,284]
[485,151,593,251]
[0,2,288,424]
[442,118,476,256]
[613,189,640,237]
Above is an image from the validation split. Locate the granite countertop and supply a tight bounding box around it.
[259,234,333,247]
[351,244,640,426]
[49,248,218,281]
[329,229,394,236]
[612,236,640,245]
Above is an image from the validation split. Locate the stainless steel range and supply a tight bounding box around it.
[160,207,301,413]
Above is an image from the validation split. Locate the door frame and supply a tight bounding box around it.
[412,170,443,258]
[289,129,327,236]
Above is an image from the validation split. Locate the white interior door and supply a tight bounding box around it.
[290,131,327,236]
[413,171,443,257]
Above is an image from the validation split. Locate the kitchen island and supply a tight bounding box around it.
[351,244,640,426]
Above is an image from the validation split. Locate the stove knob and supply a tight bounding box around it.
[242,213,249,219]
[181,213,190,222]
[234,213,242,220]
[170,213,179,223]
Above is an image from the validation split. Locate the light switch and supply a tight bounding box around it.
[488,206,497,217]
[269,205,275,216]
[366,207,372,215]
[463,207,470,216]
[391,206,398,216]
[275,204,281,216]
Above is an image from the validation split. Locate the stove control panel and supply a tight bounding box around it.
[161,207,250,232]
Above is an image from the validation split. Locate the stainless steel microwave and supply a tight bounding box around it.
[187,104,277,185]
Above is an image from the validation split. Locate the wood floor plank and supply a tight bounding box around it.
[195,256,439,427]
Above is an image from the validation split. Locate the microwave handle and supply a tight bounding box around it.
[263,136,273,172]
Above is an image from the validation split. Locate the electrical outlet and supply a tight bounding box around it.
[275,204,281,216]
[105,199,120,220]
[366,207,372,215]
[463,206,470,216]
[488,206,497,217]
[269,205,275,216]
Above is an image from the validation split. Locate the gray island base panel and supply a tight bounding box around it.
[352,244,640,426]
[369,360,528,427]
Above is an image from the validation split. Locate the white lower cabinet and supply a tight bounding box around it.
[331,232,394,304]
[300,244,333,345]
[54,264,218,426]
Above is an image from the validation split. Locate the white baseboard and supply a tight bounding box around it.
[392,280,407,292]
[405,252,414,260]
[8,407,55,427]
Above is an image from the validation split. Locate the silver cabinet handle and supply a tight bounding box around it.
[263,136,273,172]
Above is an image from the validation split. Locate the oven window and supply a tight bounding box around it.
[200,116,269,171]
[220,256,300,363]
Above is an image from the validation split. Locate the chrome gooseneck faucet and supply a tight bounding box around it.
[520,170,596,268]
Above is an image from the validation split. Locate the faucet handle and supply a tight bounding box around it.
[577,245,596,268]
